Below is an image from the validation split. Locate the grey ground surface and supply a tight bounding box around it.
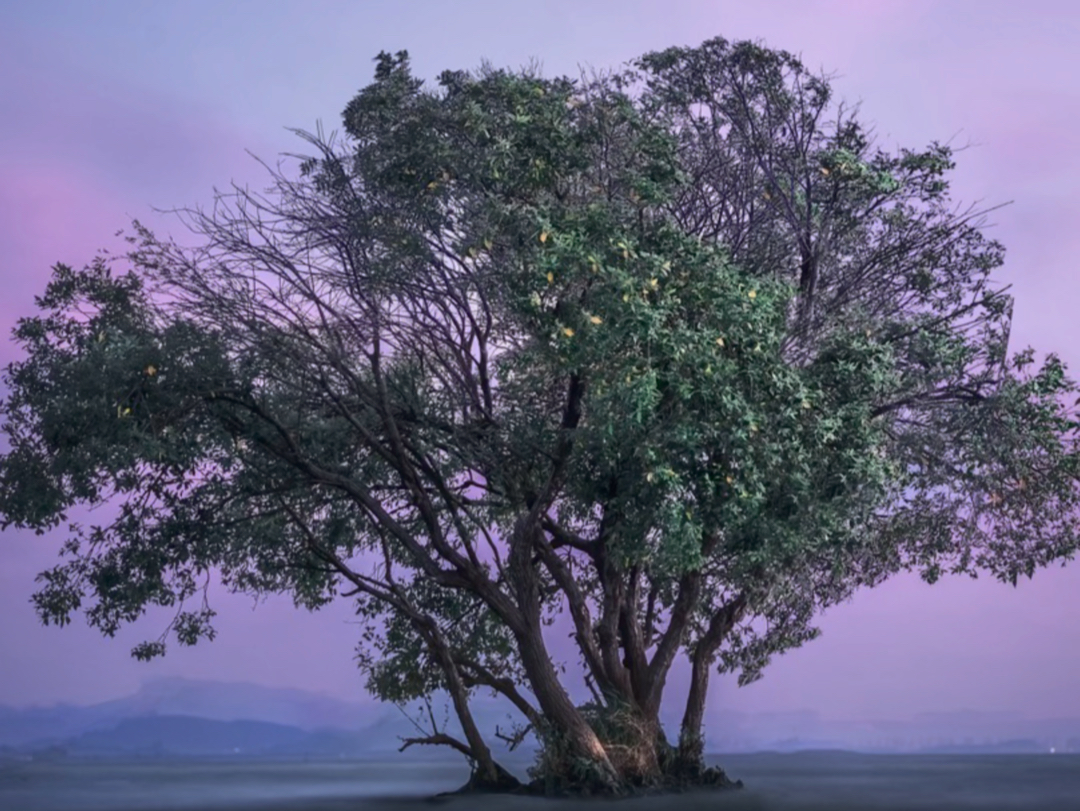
[2,752,1079,811]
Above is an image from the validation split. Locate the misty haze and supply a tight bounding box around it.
[3,680,1080,810]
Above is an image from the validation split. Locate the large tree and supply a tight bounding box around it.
[3,40,1079,796]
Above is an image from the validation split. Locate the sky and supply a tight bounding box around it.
[1,0,1079,728]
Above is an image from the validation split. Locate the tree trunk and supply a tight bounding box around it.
[513,619,622,791]
[675,594,747,773]
[508,511,621,792]
[423,620,512,788]
[676,648,711,775]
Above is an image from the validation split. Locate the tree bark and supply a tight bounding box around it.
[676,646,712,774]
[676,593,747,771]
[512,601,622,787]
[508,511,621,789]
[421,617,512,787]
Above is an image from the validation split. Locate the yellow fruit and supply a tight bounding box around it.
[145,365,157,376]
[547,272,554,284]
[716,337,725,347]
[589,315,602,324]
[540,231,548,243]
[748,290,757,300]
[563,327,574,337]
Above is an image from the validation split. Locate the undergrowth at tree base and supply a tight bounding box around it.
[437,763,744,800]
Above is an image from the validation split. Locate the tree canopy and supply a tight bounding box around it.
[3,39,1079,796]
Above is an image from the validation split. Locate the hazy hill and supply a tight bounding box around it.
[0,678,381,747]
[68,715,312,756]
[0,678,534,757]
[703,708,1080,753]
[91,677,382,730]
[4,679,1080,757]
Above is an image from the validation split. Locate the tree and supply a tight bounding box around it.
[3,41,1080,797]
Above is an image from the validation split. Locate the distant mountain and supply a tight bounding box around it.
[914,739,1047,754]
[0,678,381,747]
[701,708,1080,754]
[0,678,535,758]
[10,710,534,762]
[750,737,851,753]
[16,713,532,761]
[0,704,87,748]
[7,715,411,759]
[68,716,312,756]
[96,677,382,730]
[5,679,1079,758]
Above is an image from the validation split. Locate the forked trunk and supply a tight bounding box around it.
[507,512,621,792]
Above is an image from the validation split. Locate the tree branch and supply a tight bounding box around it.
[398,732,474,759]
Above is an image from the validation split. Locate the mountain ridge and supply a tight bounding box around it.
[0,677,381,746]
[0,677,532,754]
[4,679,1080,756]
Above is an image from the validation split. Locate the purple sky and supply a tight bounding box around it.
[2,0,1079,726]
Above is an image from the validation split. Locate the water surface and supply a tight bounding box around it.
[2,751,1079,811]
